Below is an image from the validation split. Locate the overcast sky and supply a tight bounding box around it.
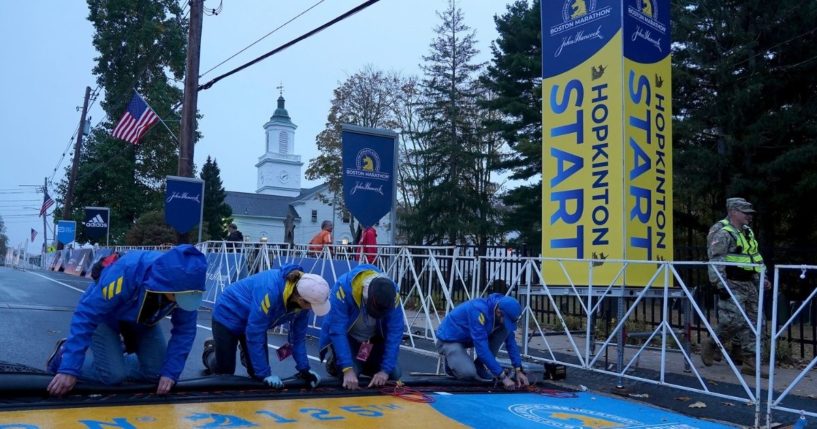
[0,0,517,250]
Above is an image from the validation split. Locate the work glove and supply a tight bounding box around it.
[263,375,283,388]
[296,369,321,388]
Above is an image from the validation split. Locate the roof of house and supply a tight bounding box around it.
[225,183,328,218]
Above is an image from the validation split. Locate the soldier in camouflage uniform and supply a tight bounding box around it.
[702,197,769,376]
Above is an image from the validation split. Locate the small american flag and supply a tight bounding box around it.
[111,91,159,145]
[39,190,55,217]
[30,228,38,242]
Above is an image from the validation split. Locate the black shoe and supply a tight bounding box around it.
[324,349,338,378]
[238,342,248,369]
[46,338,67,374]
[202,338,215,369]
[474,358,492,380]
[443,361,454,377]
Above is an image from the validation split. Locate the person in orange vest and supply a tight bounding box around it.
[308,220,333,254]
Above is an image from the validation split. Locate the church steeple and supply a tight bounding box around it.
[271,83,291,121]
[257,84,301,197]
[272,95,291,121]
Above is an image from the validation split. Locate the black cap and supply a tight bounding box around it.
[366,277,396,319]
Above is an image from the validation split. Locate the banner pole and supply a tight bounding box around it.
[390,133,398,246]
[106,208,110,247]
[198,180,204,243]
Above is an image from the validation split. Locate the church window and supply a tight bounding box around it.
[279,131,288,154]
[311,210,317,223]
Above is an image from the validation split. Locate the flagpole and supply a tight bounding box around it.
[132,90,180,145]
[155,116,180,145]
[42,177,48,267]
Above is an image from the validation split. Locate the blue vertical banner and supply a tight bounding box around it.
[341,124,397,228]
[56,220,76,245]
[165,176,205,235]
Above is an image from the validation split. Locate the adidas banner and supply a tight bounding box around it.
[83,207,110,240]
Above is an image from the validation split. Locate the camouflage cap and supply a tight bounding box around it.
[726,197,756,213]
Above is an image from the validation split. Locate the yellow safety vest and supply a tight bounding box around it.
[719,219,763,273]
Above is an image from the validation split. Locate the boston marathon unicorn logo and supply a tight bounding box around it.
[549,0,612,57]
[628,0,667,51]
[560,0,598,23]
[569,0,587,19]
[356,149,380,172]
[641,0,653,17]
[361,154,375,171]
[348,148,388,196]
[509,404,643,428]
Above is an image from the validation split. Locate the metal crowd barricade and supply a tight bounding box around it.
[499,257,767,428]
[29,240,804,426]
[388,246,477,355]
[767,264,817,426]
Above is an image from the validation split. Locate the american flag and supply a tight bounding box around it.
[39,190,55,217]
[30,228,38,242]
[111,91,159,145]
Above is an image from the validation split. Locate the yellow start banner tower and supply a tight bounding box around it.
[541,0,672,286]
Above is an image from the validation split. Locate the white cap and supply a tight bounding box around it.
[297,274,331,316]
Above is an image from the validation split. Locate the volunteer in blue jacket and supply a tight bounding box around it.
[319,264,404,390]
[46,244,207,396]
[435,294,530,390]
[201,265,329,388]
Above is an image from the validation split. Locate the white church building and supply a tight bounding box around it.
[224,94,391,245]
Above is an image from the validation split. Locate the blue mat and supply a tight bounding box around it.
[430,392,736,429]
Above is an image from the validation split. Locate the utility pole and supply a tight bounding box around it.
[178,0,203,178]
[63,86,92,220]
[42,177,48,255]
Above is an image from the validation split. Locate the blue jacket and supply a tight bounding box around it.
[435,293,523,377]
[212,264,310,378]
[318,264,404,374]
[60,245,207,381]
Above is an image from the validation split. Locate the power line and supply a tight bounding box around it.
[49,85,103,185]
[58,1,367,185]
[53,3,190,192]
[199,0,326,78]
[199,0,380,91]
[203,0,223,16]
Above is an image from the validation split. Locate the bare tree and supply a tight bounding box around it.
[305,65,403,238]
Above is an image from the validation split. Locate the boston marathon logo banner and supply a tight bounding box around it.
[165,176,205,234]
[541,0,672,286]
[83,206,110,241]
[341,124,397,228]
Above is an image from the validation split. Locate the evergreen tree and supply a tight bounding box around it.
[58,0,188,243]
[125,210,178,245]
[480,0,542,253]
[200,156,232,240]
[672,0,817,260]
[405,0,497,246]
